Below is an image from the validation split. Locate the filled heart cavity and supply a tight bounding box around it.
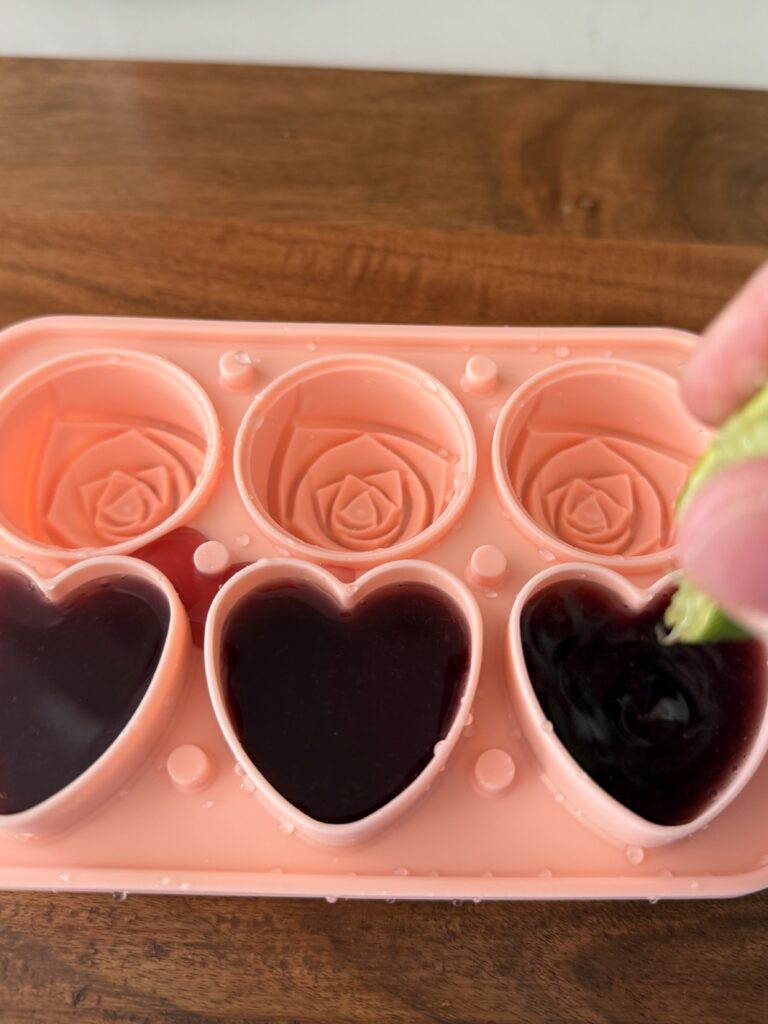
[0,571,170,815]
[221,580,471,824]
[520,579,766,826]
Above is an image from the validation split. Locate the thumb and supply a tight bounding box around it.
[678,458,768,634]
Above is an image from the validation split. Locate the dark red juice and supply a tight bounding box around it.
[222,581,470,824]
[520,580,766,825]
[0,572,169,814]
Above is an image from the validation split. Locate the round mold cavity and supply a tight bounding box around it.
[492,359,706,571]
[205,558,482,846]
[234,355,476,567]
[507,564,768,848]
[0,554,189,837]
[0,350,222,560]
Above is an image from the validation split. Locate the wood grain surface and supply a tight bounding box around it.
[0,58,767,1024]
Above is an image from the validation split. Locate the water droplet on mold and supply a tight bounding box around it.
[112,891,128,901]
[421,379,439,394]
[233,762,245,776]
[305,342,317,352]
[279,819,295,835]
[649,897,659,905]
[538,868,553,879]
[554,792,564,804]
[538,549,556,562]
[201,800,214,810]
[160,877,171,886]
[554,346,569,358]
[236,533,251,547]
[528,345,538,353]
[690,880,701,890]
[625,845,645,866]
[325,895,338,903]
[461,345,471,353]
[58,872,70,882]
[541,720,554,733]
[393,866,409,876]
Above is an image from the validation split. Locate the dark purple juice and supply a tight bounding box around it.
[222,582,470,824]
[0,572,170,815]
[520,580,766,825]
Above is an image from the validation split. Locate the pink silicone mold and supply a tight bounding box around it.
[0,315,766,902]
[492,359,705,572]
[234,354,476,568]
[205,559,482,846]
[0,349,221,560]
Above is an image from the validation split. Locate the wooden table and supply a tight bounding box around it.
[0,58,767,1024]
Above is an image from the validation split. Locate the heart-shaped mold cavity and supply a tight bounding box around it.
[0,350,222,560]
[493,360,706,571]
[234,355,476,568]
[508,565,768,847]
[205,559,481,845]
[0,556,188,836]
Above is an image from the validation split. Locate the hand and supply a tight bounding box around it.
[678,261,768,630]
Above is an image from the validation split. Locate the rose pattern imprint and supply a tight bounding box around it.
[38,420,206,548]
[512,434,691,557]
[273,426,455,552]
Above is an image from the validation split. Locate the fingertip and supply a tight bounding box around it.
[681,260,768,426]
[678,459,768,622]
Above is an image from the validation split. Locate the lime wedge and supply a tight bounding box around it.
[663,578,749,645]
[664,382,768,644]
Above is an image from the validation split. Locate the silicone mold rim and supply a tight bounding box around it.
[491,357,707,573]
[0,348,223,562]
[0,554,190,837]
[507,563,768,849]
[205,557,483,846]
[233,353,478,568]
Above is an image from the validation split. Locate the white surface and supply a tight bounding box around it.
[1,0,767,90]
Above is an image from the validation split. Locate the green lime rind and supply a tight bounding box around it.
[663,577,750,645]
[677,382,768,516]
[665,382,768,645]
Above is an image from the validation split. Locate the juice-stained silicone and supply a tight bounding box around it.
[0,315,766,901]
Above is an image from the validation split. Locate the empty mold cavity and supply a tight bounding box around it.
[234,355,476,567]
[0,351,221,559]
[492,360,706,570]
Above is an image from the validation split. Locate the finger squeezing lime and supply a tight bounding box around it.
[664,383,768,643]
